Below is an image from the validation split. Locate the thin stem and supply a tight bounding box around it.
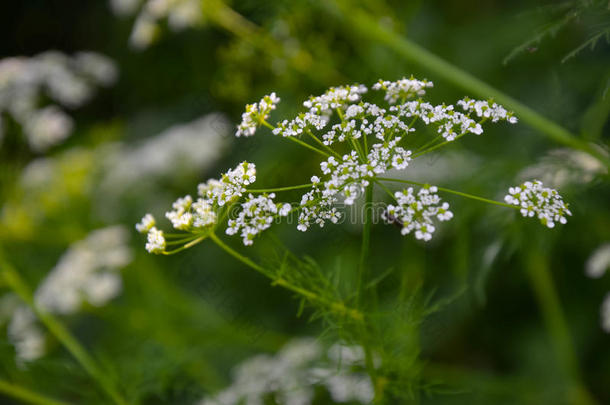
[357,184,374,306]
[162,235,208,255]
[355,184,380,401]
[524,251,598,405]
[262,119,331,157]
[337,4,610,168]
[208,233,363,321]
[373,179,396,199]
[0,379,69,405]
[412,132,467,158]
[287,136,330,157]
[377,177,515,209]
[247,183,314,193]
[0,260,127,405]
[305,129,342,158]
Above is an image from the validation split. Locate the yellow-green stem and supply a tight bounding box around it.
[524,251,598,405]
[0,379,69,405]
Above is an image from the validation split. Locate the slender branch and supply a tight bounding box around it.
[0,260,127,405]
[247,183,314,193]
[0,379,69,405]
[208,233,363,321]
[305,129,342,158]
[377,177,515,209]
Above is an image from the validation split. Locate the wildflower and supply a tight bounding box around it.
[303,84,367,114]
[226,193,291,246]
[382,186,453,241]
[236,93,280,137]
[586,243,610,279]
[35,226,132,314]
[136,213,156,233]
[165,195,193,230]
[372,77,433,103]
[192,199,217,228]
[198,161,256,206]
[197,338,374,405]
[504,180,571,228]
[458,97,518,123]
[146,227,166,254]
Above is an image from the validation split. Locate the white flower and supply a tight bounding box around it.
[166,195,193,230]
[192,199,217,228]
[372,77,433,104]
[303,84,367,114]
[197,338,373,405]
[226,193,291,246]
[236,93,280,137]
[458,97,518,124]
[198,161,257,206]
[146,226,166,254]
[7,307,46,364]
[586,243,610,279]
[504,180,571,228]
[35,226,132,314]
[0,51,117,151]
[382,186,453,241]
[136,213,156,233]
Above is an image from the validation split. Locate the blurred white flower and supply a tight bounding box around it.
[0,51,117,152]
[7,306,46,365]
[111,0,204,49]
[199,338,374,405]
[519,148,607,188]
[99,114,229,199]
[23,105,74,151]
[586,243,610,279]
[35,226,133,314]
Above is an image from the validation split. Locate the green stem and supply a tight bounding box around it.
[524,251,598,405]
[376,177,515,209]
[262,120,331,157]
[247,183,314,193]
[162,235,208,255]
[208,233,363,321]
[412,132,467,158]
[0,261,127,405]
[337,4,610,169]
[0,379,69,405]
[306,129,342,158]
[355,185,380,401]
[287,136,330,157]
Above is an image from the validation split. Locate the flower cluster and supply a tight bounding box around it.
[227,193,291,246]
[200,161,257,205]
[2,226,132,364]
[458,97,518,123]
[236,93,280,137]
[382,186,453,241]
[303,84,367,113]
[139,77,531,249]
[504,180,571,228]
[198,338,374,405]
[372,76,433,103]
[0,51,117,151]
[272,112,329,137]
[111,0,204,49]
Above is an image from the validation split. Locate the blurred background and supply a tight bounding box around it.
[0,0,609,404]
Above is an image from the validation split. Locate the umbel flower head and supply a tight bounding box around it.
[504,180,571,228]
[138,76,570,254]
